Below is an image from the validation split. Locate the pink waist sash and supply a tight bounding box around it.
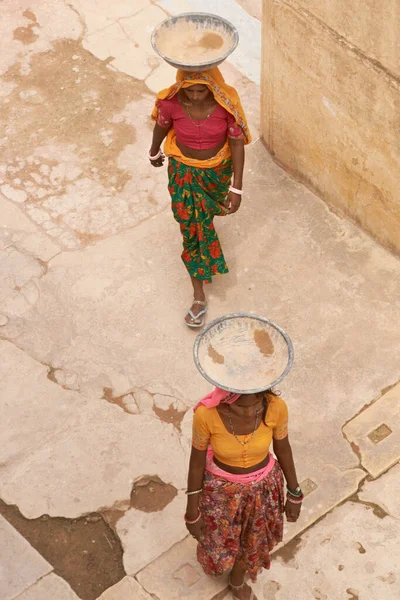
[205,446,276,484]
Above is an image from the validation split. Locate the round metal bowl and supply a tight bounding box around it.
[151,12,239,72]
[193,313,294,394]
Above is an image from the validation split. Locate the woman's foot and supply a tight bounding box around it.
[229,579,257,600]
[185,299,207,328]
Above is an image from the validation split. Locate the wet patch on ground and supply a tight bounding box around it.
[152,403,186,431]
[130,475,177,512]
[0,38,148,248]
[273,535,303,563]
[0,498,125,600]
[101,476,178,533]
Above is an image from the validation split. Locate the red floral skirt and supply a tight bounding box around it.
[197,460,285,581]
[168,157,232,283]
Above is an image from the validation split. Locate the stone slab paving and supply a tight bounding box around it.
[13,573,79,600]
[0,340,187,519]
[343,383,400,478]
[137,536,228,599]
[117,492,187,575]
[0,515,52,600]
[252,496,400,599]
[359,462,400,519]
[97,576,151,600]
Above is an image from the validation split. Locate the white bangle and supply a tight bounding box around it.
[229,186,243,195]
[149,150,162,161]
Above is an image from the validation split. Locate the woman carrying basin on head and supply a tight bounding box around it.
[149,68,251,328]
[185,314,302,600]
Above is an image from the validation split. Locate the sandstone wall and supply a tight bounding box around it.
[261,0,400,253]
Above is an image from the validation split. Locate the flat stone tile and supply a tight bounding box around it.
[253,502,400,600]
[359,462,400,519]
[83,24,152,80]
[145,60,177,94]
[343,384,400,478]
[69,0,150,36]
[0,516,52,600]
[97,576,151,600]
[118,492,188,575]
[14,573,79,600]
[137,537,227,600]
[0,340,186,519]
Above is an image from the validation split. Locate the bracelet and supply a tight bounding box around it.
[287,485,303,498]
[229,186,243,195]
[185,488,203,496]
[148,149,162,161]
[287,495,303,504]
[184,510,201,524]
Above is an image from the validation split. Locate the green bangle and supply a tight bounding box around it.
[287,485,302,497]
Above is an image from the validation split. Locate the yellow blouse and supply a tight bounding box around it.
[192,396,288,469]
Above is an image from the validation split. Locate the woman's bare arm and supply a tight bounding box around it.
[186,446,207,519]
[149,123,171,166]
[227,138,245,213]
[273,435,299,490]
[273,435,302,523]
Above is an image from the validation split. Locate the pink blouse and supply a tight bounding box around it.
[157,95,244,150]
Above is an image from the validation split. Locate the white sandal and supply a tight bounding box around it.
[229,576,256,600]
[185,300,207,328]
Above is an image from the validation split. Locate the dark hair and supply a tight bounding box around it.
[259,389,280,426]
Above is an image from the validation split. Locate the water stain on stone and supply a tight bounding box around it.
[355,541,366,554]
[273,536,302,564]
[208,343,225,364]
[13,10,39,45]
[312,590,328,600]
[1,39,146,245]
[153,403,185,431]
[75,231,104,245]
[102,388,139,415]
[103,387,131,414]
[0,498,125,600]
[130,476,177,512]
[351,495,388,519]
[378,571,396,584]
[263,580,281,600]
[101,499,131,532]
[346,589,359,600]
[13,26,38,45]
[23,9,38,22]
[254,328,274,356]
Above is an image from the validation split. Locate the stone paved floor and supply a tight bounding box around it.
[1,1,400,599]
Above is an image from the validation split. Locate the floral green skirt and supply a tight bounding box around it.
[168,158,232,283]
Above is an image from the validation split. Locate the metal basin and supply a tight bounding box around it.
[193,313,294,394]
[151,12,239,72]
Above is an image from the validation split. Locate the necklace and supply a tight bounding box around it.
[227,406,260,446]
[185,101,213,128]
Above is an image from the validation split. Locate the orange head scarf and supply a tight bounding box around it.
[151,68,251,166]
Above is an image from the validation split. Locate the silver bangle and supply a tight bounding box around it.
[229,186,243,195]
[148,149,162,161]
[185,488,203,496]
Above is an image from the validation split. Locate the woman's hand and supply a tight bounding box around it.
[226,190,241,214]
[285,499,302,523]
[185,516,204,541]
[149,153,165,168]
